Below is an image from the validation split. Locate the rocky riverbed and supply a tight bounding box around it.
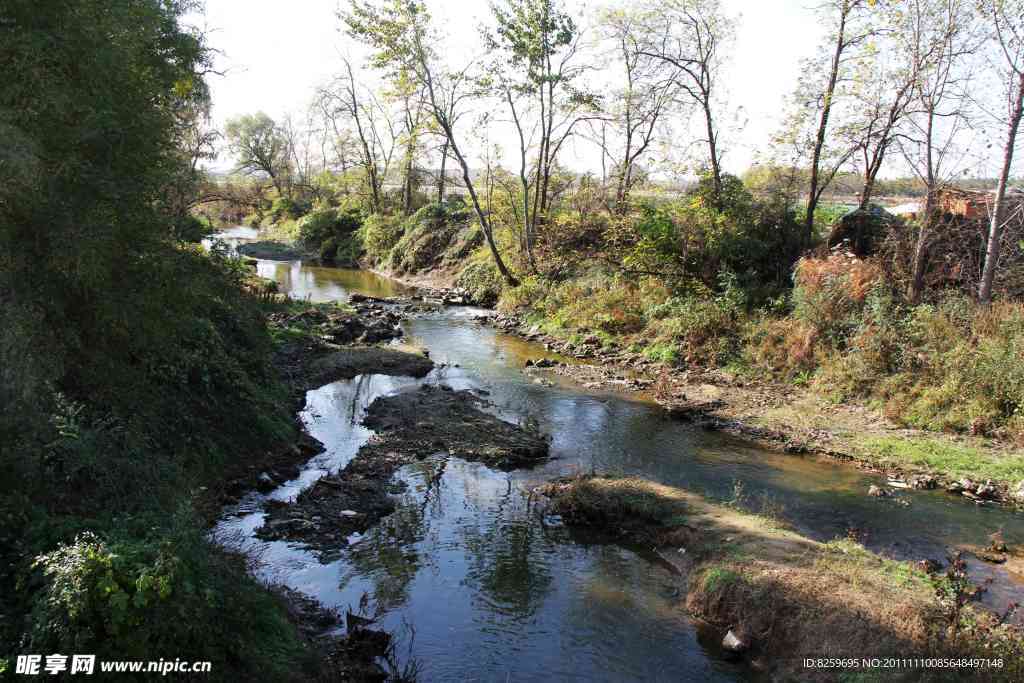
[479,311,1024,508]
[256,384,550,559]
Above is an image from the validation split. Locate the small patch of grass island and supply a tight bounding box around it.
[537,475,1024,680]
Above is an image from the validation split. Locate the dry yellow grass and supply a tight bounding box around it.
[541,476,1024,680]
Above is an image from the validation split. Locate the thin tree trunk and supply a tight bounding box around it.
[908,111,937,303]
[703,98,722,207]
[805,1,850,247]
[437,141,448,203]
[979,70,1024,303]
[438,119,518,286]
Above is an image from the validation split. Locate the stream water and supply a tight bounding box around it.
[211,228,1024,681]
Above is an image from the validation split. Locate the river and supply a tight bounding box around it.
[210,228,1024,681]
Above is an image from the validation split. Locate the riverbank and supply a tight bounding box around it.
[537,475,1024,680]
[256,383,549,558]
[209,297,431,509]
[207,294,437,680]
[478,310,1024,508]
[276,249,1024,507]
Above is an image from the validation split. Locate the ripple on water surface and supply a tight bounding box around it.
[213,255,1024,679]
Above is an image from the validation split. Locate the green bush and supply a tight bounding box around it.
[388,202,468,274]
[30,525,306,677]
[361,213,405,264]
[297,207,362,247]
[269,196,309,223]
[456,258,503,306]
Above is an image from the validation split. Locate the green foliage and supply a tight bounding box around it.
[29,524,306,677]
[456,258,504,306]
[0,2,314,676]
[270,196,310,223]
[173,214,213,243]
[612,173,804,304]
[224,112,289,189]
[856,436,1024,483]
[701,566,742,594]
[297,207,364,248]
[386,202,472,273]
[297,207,365,265]
[361,213,406,263]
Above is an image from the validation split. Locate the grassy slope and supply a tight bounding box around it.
[541,475,1024,680]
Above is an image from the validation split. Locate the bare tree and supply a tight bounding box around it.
[344,0,519,285]
[634,0,733,209]
[789,0,875,246]
[317,58,395,213]
[896,0,978,301]
[979,0,1024,303]
[486,0,596,270]
[591,6,679,211]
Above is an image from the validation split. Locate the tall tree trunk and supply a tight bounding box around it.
[445,133,519,287]
[805,1,849,247]
[908,112,937,303]
[401,158,413,215]
[701,92,722,209]
[436,141,448,203]
[979,70,1024,304]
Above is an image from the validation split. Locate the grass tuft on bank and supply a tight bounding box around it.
[855,436,1024,484]
[541,475,1024,679]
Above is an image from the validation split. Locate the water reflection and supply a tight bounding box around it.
[256,261,414,303]
[214,251,1024,680]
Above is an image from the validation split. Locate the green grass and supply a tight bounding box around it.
[701,566,742,593]
[822,538,931,590]
[857,435,1024,483]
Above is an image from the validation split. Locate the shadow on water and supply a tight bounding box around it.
[211,233,1023,680]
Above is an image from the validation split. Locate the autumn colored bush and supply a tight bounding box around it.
[792,253,885,345]
[743,317,819,380]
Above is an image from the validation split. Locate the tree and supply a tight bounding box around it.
[787,0,876,246]
[896,0,978,301]
[634,0,734,209]
[845,47,918,210]
[317,59,397,213]
[593,5,679,211]
[224,112,291,196]
[390,70,427,216]
[978,0,1024,303]
[486,0,595,268]
[165,98,220,237]
[0,0,211,433]
[343,0,519,285]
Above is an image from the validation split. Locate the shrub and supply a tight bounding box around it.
[792,253,884,345]
[361,213,405,264]
[269,196,309,223]
[645,291,744,365]
[743,317,818,380]
[388,203,467,274]
[297,207,363,249]
[29,526,305,678]
[455,258,503,306]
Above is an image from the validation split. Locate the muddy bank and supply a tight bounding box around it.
[237,240,308,260]
[256,384,549,558]
[216,303,432,508]
[536,475,1024,680]
[367,267,494,307]
[277,586,402,682]
[484,312,1024,507]
[271,302,431,398]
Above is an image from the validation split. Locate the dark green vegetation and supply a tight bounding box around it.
[0,2,327,678]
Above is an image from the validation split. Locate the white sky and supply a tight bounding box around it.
[188,1,840,175]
